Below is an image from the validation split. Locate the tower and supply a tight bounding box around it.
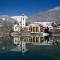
[11,14,28,29]
[19,14,28,28]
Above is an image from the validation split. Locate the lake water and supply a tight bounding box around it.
[0,35,60,60]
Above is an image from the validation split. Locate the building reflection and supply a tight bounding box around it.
[51,36,60,45]
[12,36,53,53]
[0,35,60,53]
[12,37,28,53]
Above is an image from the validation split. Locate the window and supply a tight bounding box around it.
[23,17,24,20]
[20,22,21,24]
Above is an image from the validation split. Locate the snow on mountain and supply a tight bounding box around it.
[48,7,60,12]
[0,15,17,28]
[29,7,60,22]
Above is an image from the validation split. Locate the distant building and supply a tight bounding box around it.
[13,24,20,32]
[23,26,30,32]
[31,22,53,32]
[22,23,44,33]
[28,23,43,33]
[11,15,28,28]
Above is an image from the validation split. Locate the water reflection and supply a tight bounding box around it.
[0,35,60,53]
[0,36,14,51]
[0,35,60,60]
[51,36,60,45]
[12,36,28,53]
[11,35,59,53]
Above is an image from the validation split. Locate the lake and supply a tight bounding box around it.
[0,35,60,60]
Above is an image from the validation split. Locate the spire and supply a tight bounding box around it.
[22,13,25,16]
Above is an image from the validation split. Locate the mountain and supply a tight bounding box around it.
[28,7,60,22]
[0,15,17,32]
[48,7,60,12]
[0,15,17,26]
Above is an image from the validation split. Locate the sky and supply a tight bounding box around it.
[0,0,60,16]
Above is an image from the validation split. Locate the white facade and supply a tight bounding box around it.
[13,24,20,32]
[11,15,28,28]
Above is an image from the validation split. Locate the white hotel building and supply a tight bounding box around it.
[11,14,53,32]
[11,15,28,31]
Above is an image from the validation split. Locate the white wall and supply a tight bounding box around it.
[11,16,28,28]
[14,24,20,31]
